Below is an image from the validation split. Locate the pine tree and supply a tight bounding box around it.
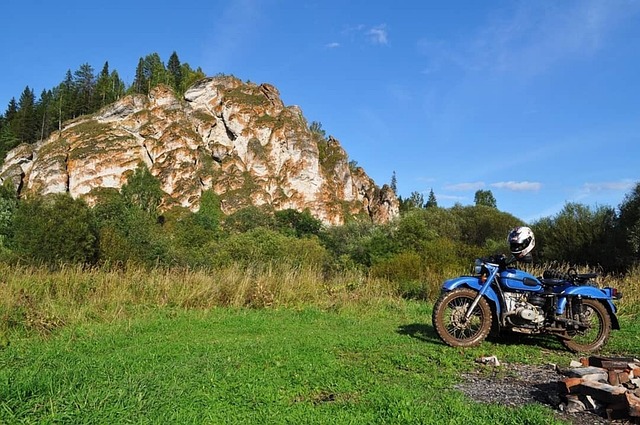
[143,53,167,91]
[4,98,18,121]
[74,63,96,115]
[2,98,19,157]
[0,121,19,162]
[390,171,397,194]
[15,86,38,143]
[95,61,111,108]
[167,51,183,92]
[425,188,438,208]
[109,70,125,102]
[179,64,206,93]
[132,58,148,94]
[57,69,78,125]
[35,89,56,142]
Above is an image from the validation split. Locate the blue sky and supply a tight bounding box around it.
[2,0,639,223]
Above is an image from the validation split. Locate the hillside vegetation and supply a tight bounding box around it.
[0,51,639,336]
[1,50,639,425]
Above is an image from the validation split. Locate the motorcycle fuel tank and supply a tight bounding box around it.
[499,269,543,292]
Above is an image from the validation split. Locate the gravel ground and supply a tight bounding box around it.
[455,362,636,425]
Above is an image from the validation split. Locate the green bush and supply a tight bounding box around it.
[91,189,168,266]
[211,227,328,268]
[121,164,163,214]
[451,204,523,247]
[274,208,322,237]
[0,180,18,242]
[196,189,223,233]
[223,205,275,233]
[532,203,617,268]
[11,194,98,265]
[370,251,430,298]
[319,221,399,267]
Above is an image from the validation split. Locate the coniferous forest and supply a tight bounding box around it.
[0,52,205,160]
[0,51,638,286]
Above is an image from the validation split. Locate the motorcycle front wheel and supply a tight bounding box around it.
[560,298,612,353]
[432,288,492,348]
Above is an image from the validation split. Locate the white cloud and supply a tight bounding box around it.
[418,0,640,78]
[367,25,388,45]
[491,181,542,191]
[339,23,389,46]
[582,179,636,192]
[341,24,366,36]
[325,42,340,49]
[444,181,485,191]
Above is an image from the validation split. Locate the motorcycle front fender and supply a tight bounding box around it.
[441,276,502,316]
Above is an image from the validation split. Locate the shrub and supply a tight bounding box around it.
[211,228,328,268]
[274,208,322,237]
[451,204,523,247]
[532,203,617,269]
[121,164,163,214]
[319,221,399,267]
[223,205,275,233]
[11,194,98,265]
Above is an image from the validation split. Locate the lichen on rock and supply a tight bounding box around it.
[0,77,399,225]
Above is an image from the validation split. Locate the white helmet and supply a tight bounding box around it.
[507,226,535,258]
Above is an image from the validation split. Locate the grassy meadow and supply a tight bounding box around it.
[1,263,639,424]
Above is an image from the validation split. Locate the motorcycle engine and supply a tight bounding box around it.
[503,292,545,326]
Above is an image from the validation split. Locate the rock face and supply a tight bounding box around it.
[0,76,399,225]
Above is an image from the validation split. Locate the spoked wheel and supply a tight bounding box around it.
[432,288,492,348]
[560,298,612,353]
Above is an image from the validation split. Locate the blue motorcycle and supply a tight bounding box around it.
[431,255,622,352]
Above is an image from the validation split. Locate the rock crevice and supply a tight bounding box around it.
[0,77,399,225]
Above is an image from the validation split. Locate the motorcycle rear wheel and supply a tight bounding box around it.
[432,288,492,348]
[560,298,611,353]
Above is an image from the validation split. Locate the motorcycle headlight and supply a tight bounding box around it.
[472,259,483,275]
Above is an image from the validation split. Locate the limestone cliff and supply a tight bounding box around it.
[0,76,399,225]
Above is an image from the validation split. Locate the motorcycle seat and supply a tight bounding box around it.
[540,278,565,287]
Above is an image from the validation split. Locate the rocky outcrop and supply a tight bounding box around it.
[0,76,399,225]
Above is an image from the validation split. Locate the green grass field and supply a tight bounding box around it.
[2,302,638,424]
[0,265,638,424]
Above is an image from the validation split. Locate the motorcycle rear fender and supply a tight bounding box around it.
[441,276,502,316]
[556,286,620,330]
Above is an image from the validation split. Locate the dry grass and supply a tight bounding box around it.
[603,264,640,317]
[509,262,639,318]
[0,263,398,336]
[0,261,637,337]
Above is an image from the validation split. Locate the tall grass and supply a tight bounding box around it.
[1,260,637,338]
[603,264,640,317]
[0,262,399,337]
